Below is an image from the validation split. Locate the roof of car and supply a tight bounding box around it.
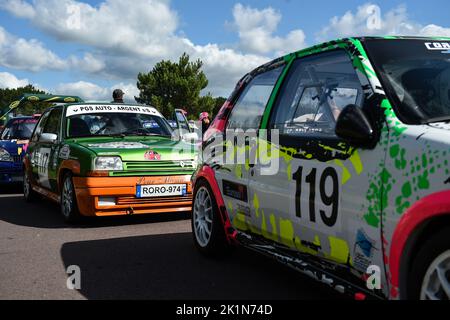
[244,35,450,79]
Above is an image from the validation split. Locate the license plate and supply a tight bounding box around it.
[136,184,186,198]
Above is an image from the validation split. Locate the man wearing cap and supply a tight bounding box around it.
[199,112,210,136]
[112,89,125,103]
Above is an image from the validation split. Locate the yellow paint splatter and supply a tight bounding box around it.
[252,193,260,218]
[286,163,292,180]
[327,236,350,264]
[294,236,318,256]
[349,151,363,175]
[334,159,351,185]
[235,164,242,179]
[261,212,278,242]
[234,213,249,231]
[279,218,295,248]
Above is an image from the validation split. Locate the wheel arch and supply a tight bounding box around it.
[194,165,238,244]
[389,190,450,298]
[57,160,80,193]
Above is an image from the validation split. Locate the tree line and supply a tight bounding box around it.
[0,53,227,120]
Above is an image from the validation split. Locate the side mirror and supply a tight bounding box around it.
[40,133,58,144]
[335,104,375,148]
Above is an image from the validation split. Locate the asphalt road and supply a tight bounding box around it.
[0,185,343,300]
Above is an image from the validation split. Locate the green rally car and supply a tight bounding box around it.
[23,99,198,222]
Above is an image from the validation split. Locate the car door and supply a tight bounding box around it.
[32,108,63,191]
[214,65,284,232]
[249,50,387,276]
[28,110,51,187]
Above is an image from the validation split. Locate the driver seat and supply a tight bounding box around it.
[69,118,91,137]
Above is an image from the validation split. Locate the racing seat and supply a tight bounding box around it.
[69,118,91,137]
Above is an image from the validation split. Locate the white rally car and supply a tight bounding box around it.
[191,37,450,300]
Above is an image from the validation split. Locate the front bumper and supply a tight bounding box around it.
[0,162,23,184]
[72,175,193,217]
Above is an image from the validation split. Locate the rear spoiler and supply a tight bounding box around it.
[0,94,84,120]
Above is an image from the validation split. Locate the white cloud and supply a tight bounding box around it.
[0,0,34,18]
[232,3,306,56]
[1,0,271,96]
[0,26,66,72]
[0,71,29,88]
[0,0,179,58]
[317,3,450,41]
[54,80,139,103]
[69,53,106,74]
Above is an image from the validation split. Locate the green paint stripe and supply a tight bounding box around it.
[260,57,295,129]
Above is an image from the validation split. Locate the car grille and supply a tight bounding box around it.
[112,160,196,176]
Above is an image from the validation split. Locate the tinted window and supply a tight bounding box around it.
[31,111,51,142]
[175,111,190,131]
[42,108,62,137]
[1,118,39,140]
[269,51,363,137]
[227,66,284,130]
[66,113,173,138]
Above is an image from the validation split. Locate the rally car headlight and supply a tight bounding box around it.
[0,148,12,162]
[94,157,123,171]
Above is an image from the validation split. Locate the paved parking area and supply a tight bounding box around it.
[0,186,342,300]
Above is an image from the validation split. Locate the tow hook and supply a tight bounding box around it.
[127,207,134,215]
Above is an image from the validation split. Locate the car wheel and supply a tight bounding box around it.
[191,180,229,256]
[408,226,450,300]
[60,173,81,223]
[23,169,39,202]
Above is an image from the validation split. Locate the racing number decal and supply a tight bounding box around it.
[37,147,51,188]
[293,166,340,227]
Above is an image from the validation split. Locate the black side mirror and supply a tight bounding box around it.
[335,104,375,149]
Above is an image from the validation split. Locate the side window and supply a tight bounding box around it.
[1,121,11,140]
[31,111,51,142]
[41,109,62,140]
[175,111,190,131]
[227,66,284,130]
[269,51,363,137]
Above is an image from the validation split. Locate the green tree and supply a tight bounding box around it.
[135,53,208,118]
[0,85,48,116]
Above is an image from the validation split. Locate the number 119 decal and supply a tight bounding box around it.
[292,164,341,229]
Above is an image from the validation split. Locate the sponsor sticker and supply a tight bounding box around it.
[59,145,71,160]
[87,142,148,149]
[354,229,377,271]
[425,42,450,53]
[144,150,161,161]
[66,104,162,117]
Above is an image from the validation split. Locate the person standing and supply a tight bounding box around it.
[199,112,210,135]
[112,89,125,103]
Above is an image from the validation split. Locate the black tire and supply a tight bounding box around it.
[23,169,39,202]
[406,226,450,300]
[60,172,81,224]
[191,179,229,256]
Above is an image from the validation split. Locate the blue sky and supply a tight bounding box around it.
[0,0,450,101]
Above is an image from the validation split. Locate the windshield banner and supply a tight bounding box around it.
[66,105,162,117]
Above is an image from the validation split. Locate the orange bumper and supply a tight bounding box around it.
[72,175,193,217]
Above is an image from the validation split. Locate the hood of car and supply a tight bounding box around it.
[428,122,450,132]
[0,139,29,155]
[72,136,197,162]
